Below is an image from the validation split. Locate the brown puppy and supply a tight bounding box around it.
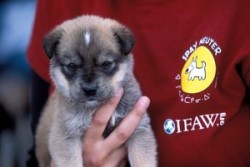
[36,15,157,167]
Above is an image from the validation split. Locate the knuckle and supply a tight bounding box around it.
[84,144,106,167]
[92,116,106,127]
[86,157,104,167]
[91,158,104,167]
[116,130,129,142]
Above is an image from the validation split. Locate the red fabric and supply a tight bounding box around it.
[27,0,250,166]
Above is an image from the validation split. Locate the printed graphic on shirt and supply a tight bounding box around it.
[165,36,225,135]
[175,36,221,104]
[181,46,216,94]
[163,112,226,135]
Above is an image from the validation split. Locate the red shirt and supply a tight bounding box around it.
[28,0,250,166]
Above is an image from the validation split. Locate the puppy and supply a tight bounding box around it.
[35,15,157,167]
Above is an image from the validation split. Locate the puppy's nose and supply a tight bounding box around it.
[82,84,97,96]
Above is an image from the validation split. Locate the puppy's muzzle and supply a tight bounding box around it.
[82,83,97,97]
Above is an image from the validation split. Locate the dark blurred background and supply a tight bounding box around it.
[0,0,36,166]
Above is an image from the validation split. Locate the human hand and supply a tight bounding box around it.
[83,88,150,167]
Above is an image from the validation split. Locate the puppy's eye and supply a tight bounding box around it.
[66,63,78,72]
[101,61,113,69]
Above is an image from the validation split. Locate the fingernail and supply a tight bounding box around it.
[139,96,150,109]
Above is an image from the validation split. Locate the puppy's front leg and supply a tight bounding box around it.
[127,129,157,167]
[127,124,157,167]
[49,129,83,167]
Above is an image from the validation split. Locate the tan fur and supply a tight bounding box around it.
[111,62,128,90]
[36,15,157,167]
[59,16,120,55]
[36,93,57,167]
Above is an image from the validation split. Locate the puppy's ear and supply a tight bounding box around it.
[113,26,135,55]
[43,28,63,59]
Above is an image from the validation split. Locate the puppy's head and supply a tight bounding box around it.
[43,15,135,108]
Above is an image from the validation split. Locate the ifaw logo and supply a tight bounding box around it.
[164,112,226,135]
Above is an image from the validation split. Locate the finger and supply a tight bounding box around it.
[104,96,150,151]
[102,146,127,167]
[85,88,124,141]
